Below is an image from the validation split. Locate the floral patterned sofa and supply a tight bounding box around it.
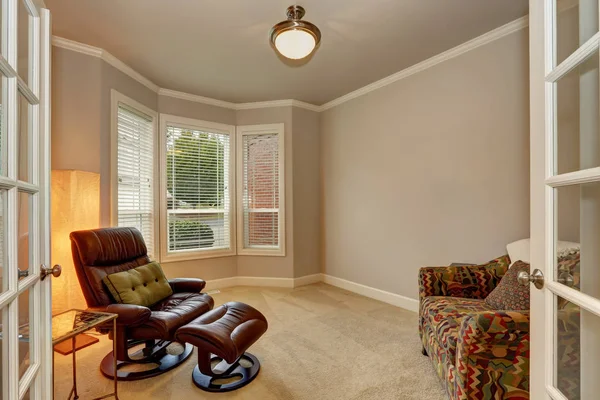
[418,255,530,400]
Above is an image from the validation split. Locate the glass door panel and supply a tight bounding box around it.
[17,0,31,86]
[18,289,31,380]
[554,183,600,297]
[0,75,5,177]
[556,50,599,175]
[556,296,581,400]
[556,0,581,65]
[0,191,5,293]
[555,296,600,400]
[17,191,32,280]
[18,92,30,182]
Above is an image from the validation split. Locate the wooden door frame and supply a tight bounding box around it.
[39,8,51,400]
[529,0,548,397]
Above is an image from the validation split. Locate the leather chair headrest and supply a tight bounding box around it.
[70,227,148,266]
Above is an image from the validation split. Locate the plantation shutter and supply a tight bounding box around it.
[241,131,283,251]
[165,125,231,252]
[117,104,155,257]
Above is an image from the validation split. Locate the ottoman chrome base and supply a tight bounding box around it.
[192,352,260,392]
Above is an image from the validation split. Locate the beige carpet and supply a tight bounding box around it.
[54,283,447,400]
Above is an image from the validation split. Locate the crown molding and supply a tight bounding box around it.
[157,88,237,109]
[52,36,102,58]
[320,15,529,111]
[156,93,321,112]
[52,15,528,114]
[236,99,321,112]
[52,36,159,92]
[235,99,296,110]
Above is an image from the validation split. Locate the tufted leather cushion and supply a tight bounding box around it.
[175,302,268,363]
[130,293,215,340]
[103,262,173,307]
[70,227,151,307]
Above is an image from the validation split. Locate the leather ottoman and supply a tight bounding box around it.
[175,301,268,392]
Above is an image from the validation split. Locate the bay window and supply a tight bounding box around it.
[160,115,236,261]
[111,90,157,258]
[237,124,285,256]
[114,102,285,261]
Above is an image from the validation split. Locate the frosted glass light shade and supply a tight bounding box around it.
[274,29,316,60]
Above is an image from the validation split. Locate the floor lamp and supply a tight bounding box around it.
[51,170,100,354]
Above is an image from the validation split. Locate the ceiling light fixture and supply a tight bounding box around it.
[269,5,321,60]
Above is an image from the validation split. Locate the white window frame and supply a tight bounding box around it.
[110,89,159,258]
[159,114,236,262]
[236,123,286,257]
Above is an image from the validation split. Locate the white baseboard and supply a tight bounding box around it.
[204,277,238,290]
[293,273,324,287]
[206,273,325,290]
[206,276,296,290]
[205,273,418,313]
[322,274,419,313]
[236,276,295,288]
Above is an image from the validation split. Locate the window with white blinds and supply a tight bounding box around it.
[237,124,285,256]
[163,119,234,258]
[116,102,155,257]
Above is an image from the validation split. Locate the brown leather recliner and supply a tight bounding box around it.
[70,227,214,380]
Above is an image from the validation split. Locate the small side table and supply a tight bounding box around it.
[51,310,119,400]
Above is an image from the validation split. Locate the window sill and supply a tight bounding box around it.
[159,248,236,263]
[237,248,286,257]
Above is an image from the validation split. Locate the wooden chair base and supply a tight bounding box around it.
[191,353,261,392]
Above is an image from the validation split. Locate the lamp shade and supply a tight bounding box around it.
[51,170,100,314]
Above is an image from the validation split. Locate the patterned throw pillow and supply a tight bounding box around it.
[485,260,530,310]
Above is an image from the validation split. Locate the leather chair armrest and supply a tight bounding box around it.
[88,304,151,326]
[169,278,206,293]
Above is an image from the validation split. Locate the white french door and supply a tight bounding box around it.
[531,0,600,399]
[0,1,52,399]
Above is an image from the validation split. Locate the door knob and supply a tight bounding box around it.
[40,264,62,280]
[517,268,544,290]
[557,271,574,287]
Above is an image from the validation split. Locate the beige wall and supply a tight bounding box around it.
[292,108,321,277]
[52,48,102,173]
[52,47,321,281]
[235,107,295,278]
[320,29,531,300]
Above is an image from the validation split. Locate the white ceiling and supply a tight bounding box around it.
[45,0,529,105]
